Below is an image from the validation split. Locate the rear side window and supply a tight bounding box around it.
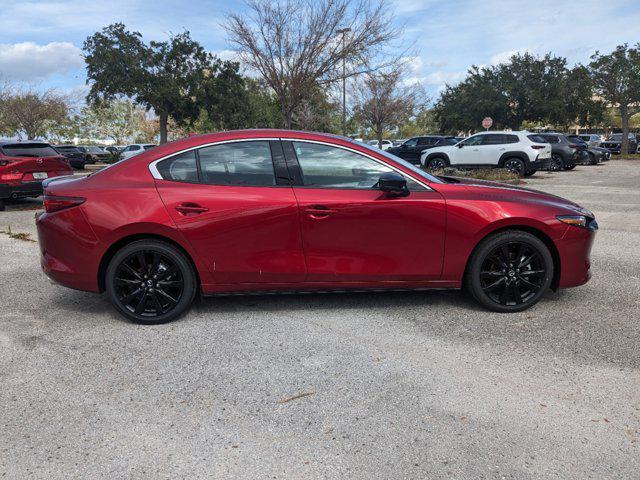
[527,135,547,143]
[156,151,198,183]
[144,145,156,150]
[1,144,58,157]
[198,141,275,186]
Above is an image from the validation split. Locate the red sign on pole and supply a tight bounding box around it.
[482,117,493,130]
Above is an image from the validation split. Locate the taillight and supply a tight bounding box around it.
[0,172,22,181]
[531,145,546,149]
[43,196,85,213]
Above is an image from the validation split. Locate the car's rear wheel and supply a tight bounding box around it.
[548,154,564,171]
[503,157,526,177]
[524,169,537,177]
[427,157,447,169]
[466,230,553,312]
[106,240,197,324]
[563,164,577,170]
[587,152,597,165]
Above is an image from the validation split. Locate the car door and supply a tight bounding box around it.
[154,140,306,284]
[283,140,446,283]
[449,134,485,166]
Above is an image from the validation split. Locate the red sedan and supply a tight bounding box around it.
[36,130,597,324]
[0,142,73,211]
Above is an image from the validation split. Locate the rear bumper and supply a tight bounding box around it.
[0,181,43,200]
[36,208,101,293]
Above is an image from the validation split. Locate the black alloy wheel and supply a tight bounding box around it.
[548,154,564,171]
[106,240,197,324]
[466,230,553,312]
[587,152,598,165]
[427,157,447,169]
[503,158,526,177]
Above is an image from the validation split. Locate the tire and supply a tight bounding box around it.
[587,152,597,166]
[466,230,554,313]
[503,157,526,177]
[524,169,537,177]
[105,239,197,324]
[548,154,564,171]
[0,199,5,212]
[427,157,448,169]
[563,164,577,170]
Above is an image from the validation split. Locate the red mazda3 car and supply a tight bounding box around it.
[36,130,597,324]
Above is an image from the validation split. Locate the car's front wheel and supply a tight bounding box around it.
[466,230,554,312]
[427,157,447,169]
[106,239,197,324]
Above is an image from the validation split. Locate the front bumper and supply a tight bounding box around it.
[0,181,43,200]
[557,222,597,289]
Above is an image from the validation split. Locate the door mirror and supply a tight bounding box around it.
[377,172,409,197]
[457,143,464,148]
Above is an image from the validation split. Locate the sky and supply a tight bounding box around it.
[1,0,640,104]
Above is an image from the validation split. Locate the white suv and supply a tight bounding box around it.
[420,131,551,177]
[120,143,157,160]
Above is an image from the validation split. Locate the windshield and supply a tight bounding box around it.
[350,139,443,184]
[87,147,104,153]
[1,143,59,157]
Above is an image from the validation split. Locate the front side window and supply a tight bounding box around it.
[198,141,275,186]
[292,142,422,190]
[156,151,198,183]
[461,135,483,146]
[403,138,418,147]
[481,134,505,145]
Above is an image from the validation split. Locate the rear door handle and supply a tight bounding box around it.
[175,203,209,215]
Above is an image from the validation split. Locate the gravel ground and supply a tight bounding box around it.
[1,161,639,479]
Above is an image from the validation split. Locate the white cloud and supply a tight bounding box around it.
[490,48,532,65]
[0,42,83,81]
[422,71,466,86]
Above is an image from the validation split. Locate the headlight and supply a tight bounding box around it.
[557,215,588,227]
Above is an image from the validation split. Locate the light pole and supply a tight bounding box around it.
[337,27,351,136]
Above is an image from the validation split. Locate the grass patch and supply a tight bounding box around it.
[424,166,521,183]
[2,225,36,242]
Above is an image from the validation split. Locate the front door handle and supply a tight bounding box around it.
[305,205,337,218]
[175,202,209,215]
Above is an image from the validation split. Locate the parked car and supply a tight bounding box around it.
[54,145,86,169]
[366,139,394,150]
[120,144,157,160]
[36,129,597,323]
[420,131,550,177]
[387,136,460,164]
[578,134,603,148]
[0,141,73,211]
[600,133,638,154]
[566,135,611,164]
[77,146,110,164]
[538,133,587,171]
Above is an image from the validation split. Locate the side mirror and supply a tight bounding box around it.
[457,143,464,148]
[377,172,409,197]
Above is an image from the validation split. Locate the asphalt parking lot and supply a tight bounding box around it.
[1,161,639,479]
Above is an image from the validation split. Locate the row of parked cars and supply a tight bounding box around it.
[53,143,158,169]
[373,131,616,177]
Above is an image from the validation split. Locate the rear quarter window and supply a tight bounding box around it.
[527,135,547,143]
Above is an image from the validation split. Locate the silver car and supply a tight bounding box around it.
[578,134,603,148]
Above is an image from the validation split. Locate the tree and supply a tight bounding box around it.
[589,44,640,154]
[434,53,604,133]
[398,107,438,138]
[353,69,421,146]
[0,89,69,140]
[78,99,148,144]
[84,23,231,143]
[225,0,400,128]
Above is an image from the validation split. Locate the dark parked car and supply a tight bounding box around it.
[77,146,110,164]
[54,145,86,169]
[566,135,611,164]
[538,133,588,171]
[386,136,459,164]
[600,133,638,154]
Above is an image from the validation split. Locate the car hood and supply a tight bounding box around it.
[438,176,589,213]
[423,145,457,154]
